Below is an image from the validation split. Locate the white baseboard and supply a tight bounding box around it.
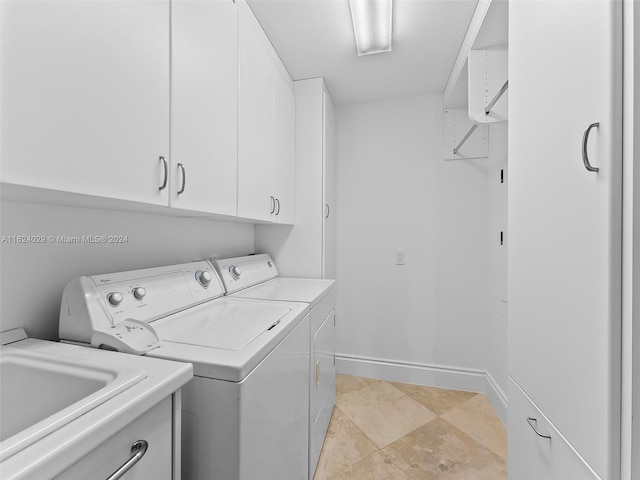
[336,353,508,425]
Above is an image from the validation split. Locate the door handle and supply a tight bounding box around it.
[582,122,600,172]
[106,440,148,480]
[325,204,330,219]
[526,417,551,439]
[158,156,168,191]
[177,163,186,194]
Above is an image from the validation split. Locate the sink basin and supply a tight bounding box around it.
[0,347,146,461]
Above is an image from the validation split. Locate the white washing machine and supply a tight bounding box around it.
[58,260,310,480]
[212,254,336,479]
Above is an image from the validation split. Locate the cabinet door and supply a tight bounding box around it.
[0,0,170,205]
[171,0,237,215]
[508,1,622,478]
[57,397,173,479]
[322,91,337,279]
[508,377,599,480]
[272,60,296,225]
[237,1,274,222]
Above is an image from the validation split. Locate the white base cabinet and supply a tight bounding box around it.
[57,396,174,480]
[508,378,599,480]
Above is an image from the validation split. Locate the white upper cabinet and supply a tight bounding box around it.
[255,78,335,279]
[272,60,296,225]
[0,0,170,205]
[237,0,295,224]
[170,0,238,216]
[508,1,622,479]
[237,1,275,222]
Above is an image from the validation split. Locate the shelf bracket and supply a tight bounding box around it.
[453,124,479,155]
[485,80,509,115]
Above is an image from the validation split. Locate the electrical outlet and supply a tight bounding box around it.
[395,249,406,265]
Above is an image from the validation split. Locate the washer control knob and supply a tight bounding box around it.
[267,261,273,268]
[132,287,146,300]
[196,270,212,287]
[107,292,123,306]
[230,265,241,280]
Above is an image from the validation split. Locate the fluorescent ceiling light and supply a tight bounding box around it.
[349,0,392,56]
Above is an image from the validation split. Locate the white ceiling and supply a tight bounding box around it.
[247,0,478,104]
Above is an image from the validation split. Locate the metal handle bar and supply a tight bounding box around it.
[106,439,148,480]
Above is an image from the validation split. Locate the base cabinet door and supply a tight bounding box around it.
[0,0,170,205]
[57,397,173,480]
[508,378,599,480]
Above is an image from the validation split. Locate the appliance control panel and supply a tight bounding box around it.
[212,254,278,294]
[59,261,224,350]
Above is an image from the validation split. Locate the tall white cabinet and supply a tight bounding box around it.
[508,1,622,479]
[0,0,170,205]
[256,78,336,279]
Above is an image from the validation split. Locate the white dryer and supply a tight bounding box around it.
[58,261,310,480]
[213,254,336,479]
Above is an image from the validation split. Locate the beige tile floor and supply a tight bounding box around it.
[313,375,507,480]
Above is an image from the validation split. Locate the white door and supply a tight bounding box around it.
[0,0,170,205]
[508,1,622,478]
[237,1,274,222]
[272,60,295,224]
[171,0,238,215]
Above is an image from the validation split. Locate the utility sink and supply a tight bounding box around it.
[0,347,146,461]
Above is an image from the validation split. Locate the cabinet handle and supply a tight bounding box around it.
[269,196,275,214]
[177,163,186,194]
[526,417,551,439]
[158,156,168,191]
[325,204,330,219]
[275,198,280,215]
[316,360,320,388]
[582,122,600,172]
[106,439,149,480]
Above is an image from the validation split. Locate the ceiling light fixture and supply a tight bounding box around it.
[348,0,393,56]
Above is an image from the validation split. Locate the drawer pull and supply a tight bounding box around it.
[526,417,551,439]
[106,439,149,480]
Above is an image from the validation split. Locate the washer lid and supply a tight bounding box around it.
[154,301,290,351]
[147,298,310,382]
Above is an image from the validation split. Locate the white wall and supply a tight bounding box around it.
[334,94,507,409]
[484,123,508,400]
[0,201,254,340]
